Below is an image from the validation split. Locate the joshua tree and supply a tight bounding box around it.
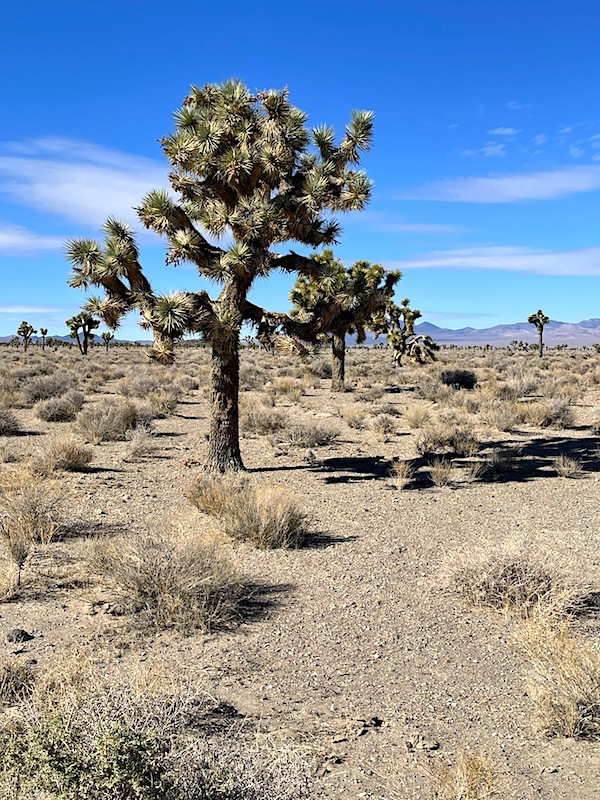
[527,309,550,358]
[66,80,374,472]
[17,321,36,352]
[39,327,48,351]
[373,299,438,366]
[66,312,100,355]
[290,250,400,391]
[101,331,114,352]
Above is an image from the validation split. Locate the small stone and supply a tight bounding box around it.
[5,628,34,644]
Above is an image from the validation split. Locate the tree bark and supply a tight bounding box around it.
[331,332,346,391]
[206,337,244,472]
[538,329,543,358]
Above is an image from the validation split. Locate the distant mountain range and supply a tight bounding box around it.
[412,318,600,347]
[2,319,600,348]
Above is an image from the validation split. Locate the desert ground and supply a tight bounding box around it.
[0,342,599,798]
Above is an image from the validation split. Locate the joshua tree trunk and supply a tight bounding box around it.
[538,330,543,358]
[331,331,346,392]
[206,336,244,472]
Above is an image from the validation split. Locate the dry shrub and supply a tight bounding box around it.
[34,390,85,422]
[147,388,180,416]
[448,544,583,619]
[0,472,63,585]
[271,421,339,448]
[241,406,287,435]
[21,372,77,405]
[88,530,244,633]
[187,475,309,548]
[371,413,396,439]
[404,403,431,429]
[480,400,519,432]
[0,657,35,705]
[76,398,154,443]
[517,620,600,738]
[485,446,520,476]
[440,368,478,390]
[30,437,93,476]
[0,409,20,436]
[416,423,479,457]
[517,398,575,429]
[429,752,496,800]
[552,454,583,478]
[273,376,303,401]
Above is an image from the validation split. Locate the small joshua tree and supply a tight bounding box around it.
[66,312,100,355]
[39,327,48,351]
[101,331,114,352]
[527,309,550,358]
[67,80,375,472]
[373,298,438,366]
[17,321,37,352]
[290,250,400,391]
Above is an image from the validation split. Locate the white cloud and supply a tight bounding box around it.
[569,145,584,158]
[0,137,167,230]
[387,245,600,276]
[487,127,520,136]
[0,223,65,255]
[533,134,547,145]
[506,101,531,110]
[370,222,464,234]
[407,165,600,202]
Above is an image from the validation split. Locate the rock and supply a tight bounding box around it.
[5,628,34,644]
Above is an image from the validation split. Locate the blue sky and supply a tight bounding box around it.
[1,0,599,339]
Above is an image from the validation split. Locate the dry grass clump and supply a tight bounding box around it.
[147,387,180,416]
[187,475,310,548]
[0,409,20,436]
[391,458,414,488]
[0,657,35,705]
[76,398,154,443]
[403,403,431,429]
[342,406,368,429]
[552,454,583,478]
[429,457,454,487]
[88,530,244,633]
[517,620,600,739]
[448,545,583,619]
[371,413,397,440]
[34,389,85,422]
[30,437,93,476]
[480,400,519,432]
[428,751,496,800]
[124,424,156,461]
[485,446,520,476]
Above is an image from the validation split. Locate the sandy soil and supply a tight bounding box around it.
[1,345,599,798]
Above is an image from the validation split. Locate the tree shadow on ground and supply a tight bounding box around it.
[318,455,392,484]
[236,581,295,627]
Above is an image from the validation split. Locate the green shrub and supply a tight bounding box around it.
[440,369,478,390]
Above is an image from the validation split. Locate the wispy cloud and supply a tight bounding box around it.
[506,101,532,110]
[569,145,584,158]
[0,305,65,314]
[0,222,65,255]
[487,127,520,136]
[407,165,600,202]
[461,142,506,158]
[353,211,466,235]
[387,245,600,276]
[0,137,167,229]
[532,133,547,146]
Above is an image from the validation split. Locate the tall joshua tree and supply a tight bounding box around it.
[527,309,550,358]
[66,80,374,472]
[290,250,400,391]
[17,321,36,352]
[66,312,100,355]
[39,327,48,351]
